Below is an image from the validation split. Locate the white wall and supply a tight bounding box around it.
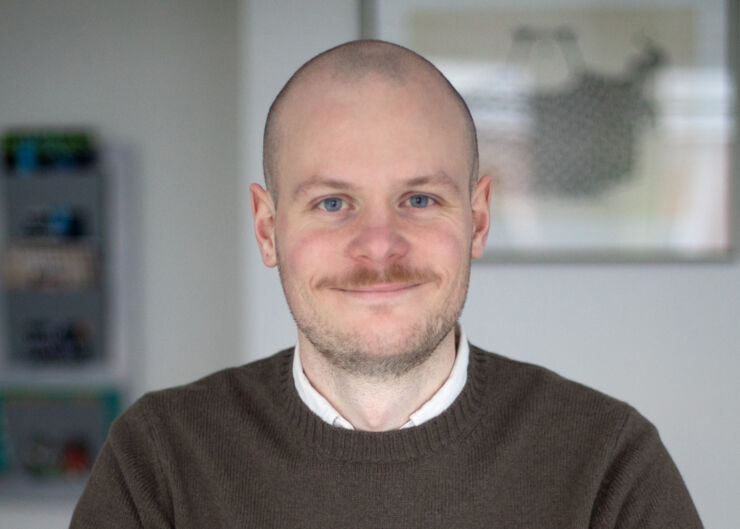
[0,1,242,526]
[241,2,740,528]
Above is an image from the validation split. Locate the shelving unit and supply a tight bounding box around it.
[0,130,121,499]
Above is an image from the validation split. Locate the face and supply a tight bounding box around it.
[252,73,491,378]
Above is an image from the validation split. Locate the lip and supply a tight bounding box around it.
[340,283,417,293]
[333,282,422,300]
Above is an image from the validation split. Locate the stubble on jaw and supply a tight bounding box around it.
[293,292,459,380]
[276,245,472,381]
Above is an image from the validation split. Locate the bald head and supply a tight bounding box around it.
[263,40,479,203]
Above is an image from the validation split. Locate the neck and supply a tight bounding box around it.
[298,330,457,431]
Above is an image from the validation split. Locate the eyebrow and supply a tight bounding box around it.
[291,171,461,200]
[405,172,461,193]
[292,176,358,200]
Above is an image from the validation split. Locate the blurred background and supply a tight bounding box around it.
[0,0,737,527]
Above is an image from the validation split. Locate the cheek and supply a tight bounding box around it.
[415,223,470,267]
[277,224,344,278]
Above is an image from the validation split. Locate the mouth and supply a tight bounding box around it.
[333,282,423,300]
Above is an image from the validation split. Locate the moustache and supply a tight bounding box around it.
[316,264,439,290]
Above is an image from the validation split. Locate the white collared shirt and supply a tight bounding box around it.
[292,328,470,430]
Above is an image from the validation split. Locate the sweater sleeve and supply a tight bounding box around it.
[69,396,174,529]
[589,409,703,529]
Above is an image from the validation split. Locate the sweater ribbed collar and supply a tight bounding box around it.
[292,327,470,430]
[278,345,490,462]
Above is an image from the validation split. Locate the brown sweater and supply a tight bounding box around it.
[71,346,703,528]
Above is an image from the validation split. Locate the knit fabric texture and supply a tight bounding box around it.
[71,346,703,528]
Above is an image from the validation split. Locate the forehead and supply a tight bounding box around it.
[273,73,470,195]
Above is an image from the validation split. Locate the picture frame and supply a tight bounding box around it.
[364,0,737,262]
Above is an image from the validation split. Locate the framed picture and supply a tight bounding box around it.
[366,0,736,261]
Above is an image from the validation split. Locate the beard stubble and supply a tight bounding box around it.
[278,253,471,379]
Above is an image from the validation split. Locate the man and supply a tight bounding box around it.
[72,40,702,528]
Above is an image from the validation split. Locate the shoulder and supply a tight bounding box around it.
[116,348,294,436]
[468,345,703,526]
[469,344,642,445]
[472,344,629,407]
[469,344,667,488]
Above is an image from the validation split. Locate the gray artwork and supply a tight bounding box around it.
[512,27,667,196]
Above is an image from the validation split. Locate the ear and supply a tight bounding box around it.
[470,174,492,260]
[250,183,278,267]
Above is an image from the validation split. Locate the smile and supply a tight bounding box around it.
[333,282,422,300]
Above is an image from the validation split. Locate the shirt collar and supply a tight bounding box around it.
[292,326,470,430]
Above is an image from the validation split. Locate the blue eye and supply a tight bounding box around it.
[408,194,431,208]
[319,197,344,212]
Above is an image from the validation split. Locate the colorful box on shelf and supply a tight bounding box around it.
[3,242,98,291]
[2,129,97,175]
[0,387,119,495]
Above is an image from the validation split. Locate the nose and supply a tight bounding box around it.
[346,206,410,265]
